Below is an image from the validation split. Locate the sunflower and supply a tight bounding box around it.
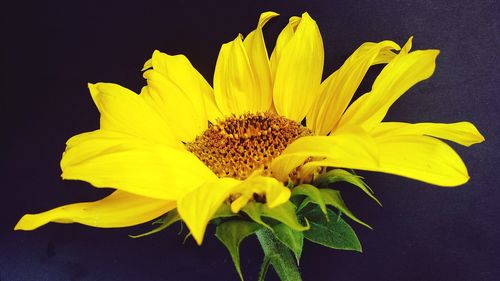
[16,11,483,252]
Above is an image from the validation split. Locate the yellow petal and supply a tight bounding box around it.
[338,39,439,131]
[15,190,175,230]
[88,83,181,148]
[148,51,222,124]
[214,34,258,115]
[142,52,211,142]
[371,122,485,147]
[230,175,291,212]
[269,16,301,80]
[199,79,224,124]
[177,178,241,245]
[371,135,470,186]
[61,130,216,200]
[142,58,152,71]
[242,11,279,112]
[308,40,400,135]
[272,12,324,122]
[271,128,379,182]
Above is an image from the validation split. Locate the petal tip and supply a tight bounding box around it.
[14,214,42,231]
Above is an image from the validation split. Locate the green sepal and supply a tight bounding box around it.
[314,169,381,206]
[292,184,327,215]
[215,220,262,281]
[295,184,371,229]
[271,223,304,264]
[320,189,371,229]
[129,210,181,238]
[242,201,309,232]
[302,207,362,252]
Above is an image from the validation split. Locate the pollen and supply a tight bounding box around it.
[186,112,313,180]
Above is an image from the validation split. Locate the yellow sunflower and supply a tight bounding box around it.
[15,11,483,247]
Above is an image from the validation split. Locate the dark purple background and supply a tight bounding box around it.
[1,1,499,280]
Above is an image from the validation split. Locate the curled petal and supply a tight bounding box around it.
[308,40,400,135]
[230,174,291,212]
[177,178,241,245]
[338,38,440,131]
[214,35,258,115]
[243,11,279,112]
[371,122,485,147]
[272,13,324,122]
[15,191,175,230]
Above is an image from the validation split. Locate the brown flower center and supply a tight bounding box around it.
[186,112,313,180]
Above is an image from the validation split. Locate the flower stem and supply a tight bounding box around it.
[256,228,302,281]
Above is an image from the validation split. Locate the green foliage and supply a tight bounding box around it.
[129,210,180,238]
[256,228,303,281]
[302,207,362,252]
[319,189,371,229]
[130,203,238,239]
[271,223,304,264]
[314,169,381,205]
[242,201,309,231]
[292,184,327,215]
[293,184,370,228]
[215,220,262,281]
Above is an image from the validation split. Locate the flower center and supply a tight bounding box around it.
[186,112,313,180]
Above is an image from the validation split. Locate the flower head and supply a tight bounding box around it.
[16,11,483,248]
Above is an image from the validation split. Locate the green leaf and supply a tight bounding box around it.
[296,188,371,229]
[292,184,327,215]
[129,210,180,238]
[320,189,372,229]
[271,223,304,264]
[293,184,369,228]
[215,220,262,281]
[242,202,309,232]
[303,207,362,252]
[314,169,381,206]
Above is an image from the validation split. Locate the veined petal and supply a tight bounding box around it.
[371,135,470,186]
[15,190,175,230]
[144,64,208,142]
[308,40,400,135]
[88,83,181,148]
[270,16,301,80]
[214,35,258,115]
[271,128,379,182]
[338,38,440,131]
[147,51,222,124]
[371,122,485,147]
[273,13,324,122]
[230,174,290,213]
[243,11,279,112]
[177,178,241,245]
[199,79,224,124]
[61,130,217,200]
